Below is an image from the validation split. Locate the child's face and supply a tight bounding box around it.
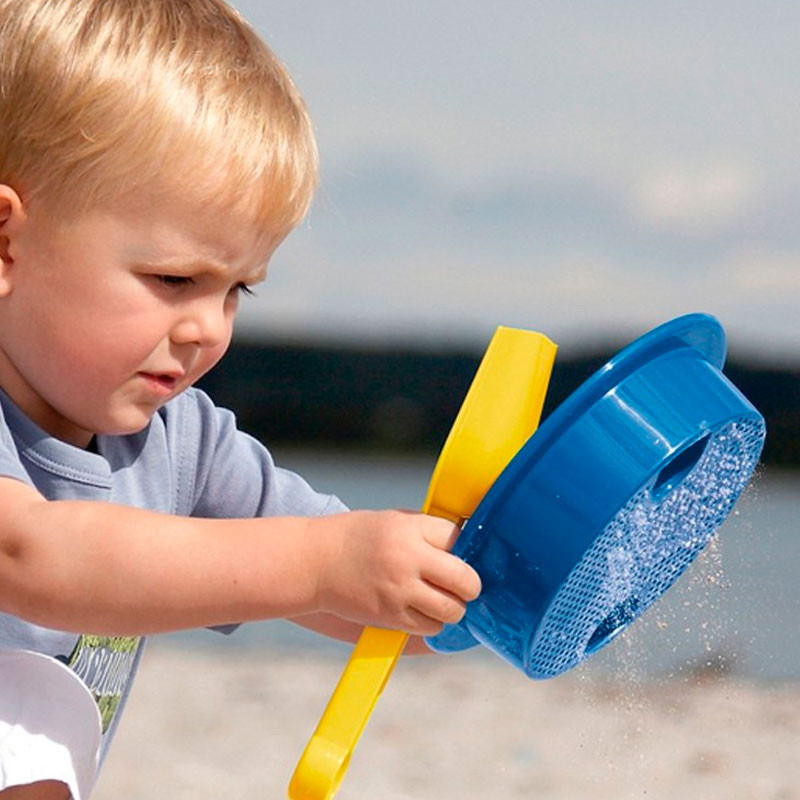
[0,193,271,447]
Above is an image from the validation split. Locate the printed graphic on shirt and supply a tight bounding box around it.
[65,635,141,732]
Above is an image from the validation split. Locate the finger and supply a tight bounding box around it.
[421,517,462,552]
[422,550,482,603]
[399,607,446,637]
[413,582,468,625]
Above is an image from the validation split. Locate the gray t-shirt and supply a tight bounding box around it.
[0,386,346,761]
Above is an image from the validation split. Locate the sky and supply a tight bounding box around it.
[230,2,800,364]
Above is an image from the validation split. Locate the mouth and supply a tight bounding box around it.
[138,371,182,396]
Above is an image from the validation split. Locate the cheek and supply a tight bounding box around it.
[43,314,166,389]
[25,306,99,367]
[31,278,150,354]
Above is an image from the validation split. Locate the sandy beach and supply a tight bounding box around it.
[91,639,800,800]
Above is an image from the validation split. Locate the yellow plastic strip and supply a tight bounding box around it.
[288,327,556,800]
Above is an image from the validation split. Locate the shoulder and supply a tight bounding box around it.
[161,388,348,518]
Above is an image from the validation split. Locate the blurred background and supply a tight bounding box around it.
[233,1,800,359]
[200,1,799,465]
[96,4,800,798]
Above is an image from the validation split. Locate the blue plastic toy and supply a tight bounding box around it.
[427,313,766,678]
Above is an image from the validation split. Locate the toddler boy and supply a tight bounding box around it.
[0,1,480,797]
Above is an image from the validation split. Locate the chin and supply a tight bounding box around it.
[94,408,159,438]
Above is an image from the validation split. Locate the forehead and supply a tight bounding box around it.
[45,190,275,278]
[129,202,272,269]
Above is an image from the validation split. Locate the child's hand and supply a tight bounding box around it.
[312,510,481,635]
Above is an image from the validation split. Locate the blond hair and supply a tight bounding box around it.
[0,0,318,240]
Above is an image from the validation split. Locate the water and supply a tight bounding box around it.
[168,447,798,683]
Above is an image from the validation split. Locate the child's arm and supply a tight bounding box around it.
[0,477,480,637]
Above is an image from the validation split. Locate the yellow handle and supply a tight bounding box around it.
[287,627,409,800]
[286,496,435,800]
[421,326,557,521]
[288,327,557,800]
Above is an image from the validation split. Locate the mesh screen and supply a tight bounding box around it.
[527,416,765,678]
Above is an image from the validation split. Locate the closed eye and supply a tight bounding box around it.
[235,283,256,298]
[153,274,256,298]
[156,274,195,288]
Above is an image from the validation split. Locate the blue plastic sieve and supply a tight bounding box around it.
[426,313,766,678]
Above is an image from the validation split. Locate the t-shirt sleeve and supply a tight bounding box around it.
[178,388,348,519]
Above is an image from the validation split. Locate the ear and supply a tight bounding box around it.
[0,184,26,297]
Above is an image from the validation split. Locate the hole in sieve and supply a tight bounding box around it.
[585,596,639,655]
[651,434,710,500]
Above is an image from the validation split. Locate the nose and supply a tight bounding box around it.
[170,295,233,349]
